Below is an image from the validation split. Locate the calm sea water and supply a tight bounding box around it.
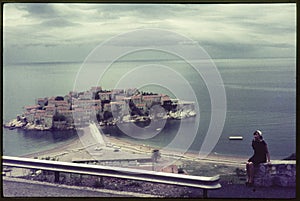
[2,58,296,159]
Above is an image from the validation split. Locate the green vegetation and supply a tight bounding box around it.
[53,114,66,121]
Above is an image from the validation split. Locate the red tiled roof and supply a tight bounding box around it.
[110,101,125,105]
[136,103,146,107]
[143,95,161,99]
[24,105,40,110]
[132,95,142,99]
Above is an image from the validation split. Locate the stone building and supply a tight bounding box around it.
[79,91,93,100]
[98,92,112,101]
[125,88,138,96]
[131,95,142,105]
[44,105,56,115]
[142,95,162,108]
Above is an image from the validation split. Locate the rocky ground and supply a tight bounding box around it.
[16,172,203,198]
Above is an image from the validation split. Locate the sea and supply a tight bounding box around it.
[2,57,296,160]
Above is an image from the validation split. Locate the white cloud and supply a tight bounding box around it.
[3,3,296,63]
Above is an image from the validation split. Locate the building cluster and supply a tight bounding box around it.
[13,86,195,130]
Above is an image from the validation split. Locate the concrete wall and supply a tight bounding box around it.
[254,160,296,187]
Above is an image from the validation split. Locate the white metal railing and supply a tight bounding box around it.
[2,156,221,198]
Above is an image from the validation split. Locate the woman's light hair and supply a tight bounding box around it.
[254,130,262,136]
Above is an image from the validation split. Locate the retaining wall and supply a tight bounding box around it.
[253,160,296,187]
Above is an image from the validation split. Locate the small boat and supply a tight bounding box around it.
[229,136,243,140]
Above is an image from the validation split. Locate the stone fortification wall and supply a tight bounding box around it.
[253,160,296,187]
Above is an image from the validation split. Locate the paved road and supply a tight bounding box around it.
[208,181,296,199]
[2,178,154,197]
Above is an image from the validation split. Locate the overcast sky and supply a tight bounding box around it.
[3,3,296,63]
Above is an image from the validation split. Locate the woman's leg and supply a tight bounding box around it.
[246,162,250,182]
[246,162,254,183]
[248,162,254,183]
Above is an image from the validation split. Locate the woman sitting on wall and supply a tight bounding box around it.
[246,130,270,186]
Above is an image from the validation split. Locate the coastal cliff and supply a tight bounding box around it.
[4,86,196,131]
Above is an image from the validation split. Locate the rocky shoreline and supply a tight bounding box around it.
[4,111,196,131]
[3,117,73,131]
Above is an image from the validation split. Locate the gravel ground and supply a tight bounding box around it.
[3,177,164,197]
[3,179,127,197]
[14,172,202,198]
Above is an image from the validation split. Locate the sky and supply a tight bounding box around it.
[3,3,296,63]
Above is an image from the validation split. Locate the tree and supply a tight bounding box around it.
[129,100,143,116]
[55,96,64,101]
[162,100,172,112]
[103,111,113,120]
[53,114,66,121]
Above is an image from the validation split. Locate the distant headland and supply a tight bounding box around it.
[4,86,196,131]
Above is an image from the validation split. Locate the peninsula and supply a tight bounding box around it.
[4,86,196,131]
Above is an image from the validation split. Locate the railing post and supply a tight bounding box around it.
[54,171,60,183]
[203,189,208,198]
[99,176,104,186]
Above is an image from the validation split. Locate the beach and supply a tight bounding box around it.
[22,123,248,177]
